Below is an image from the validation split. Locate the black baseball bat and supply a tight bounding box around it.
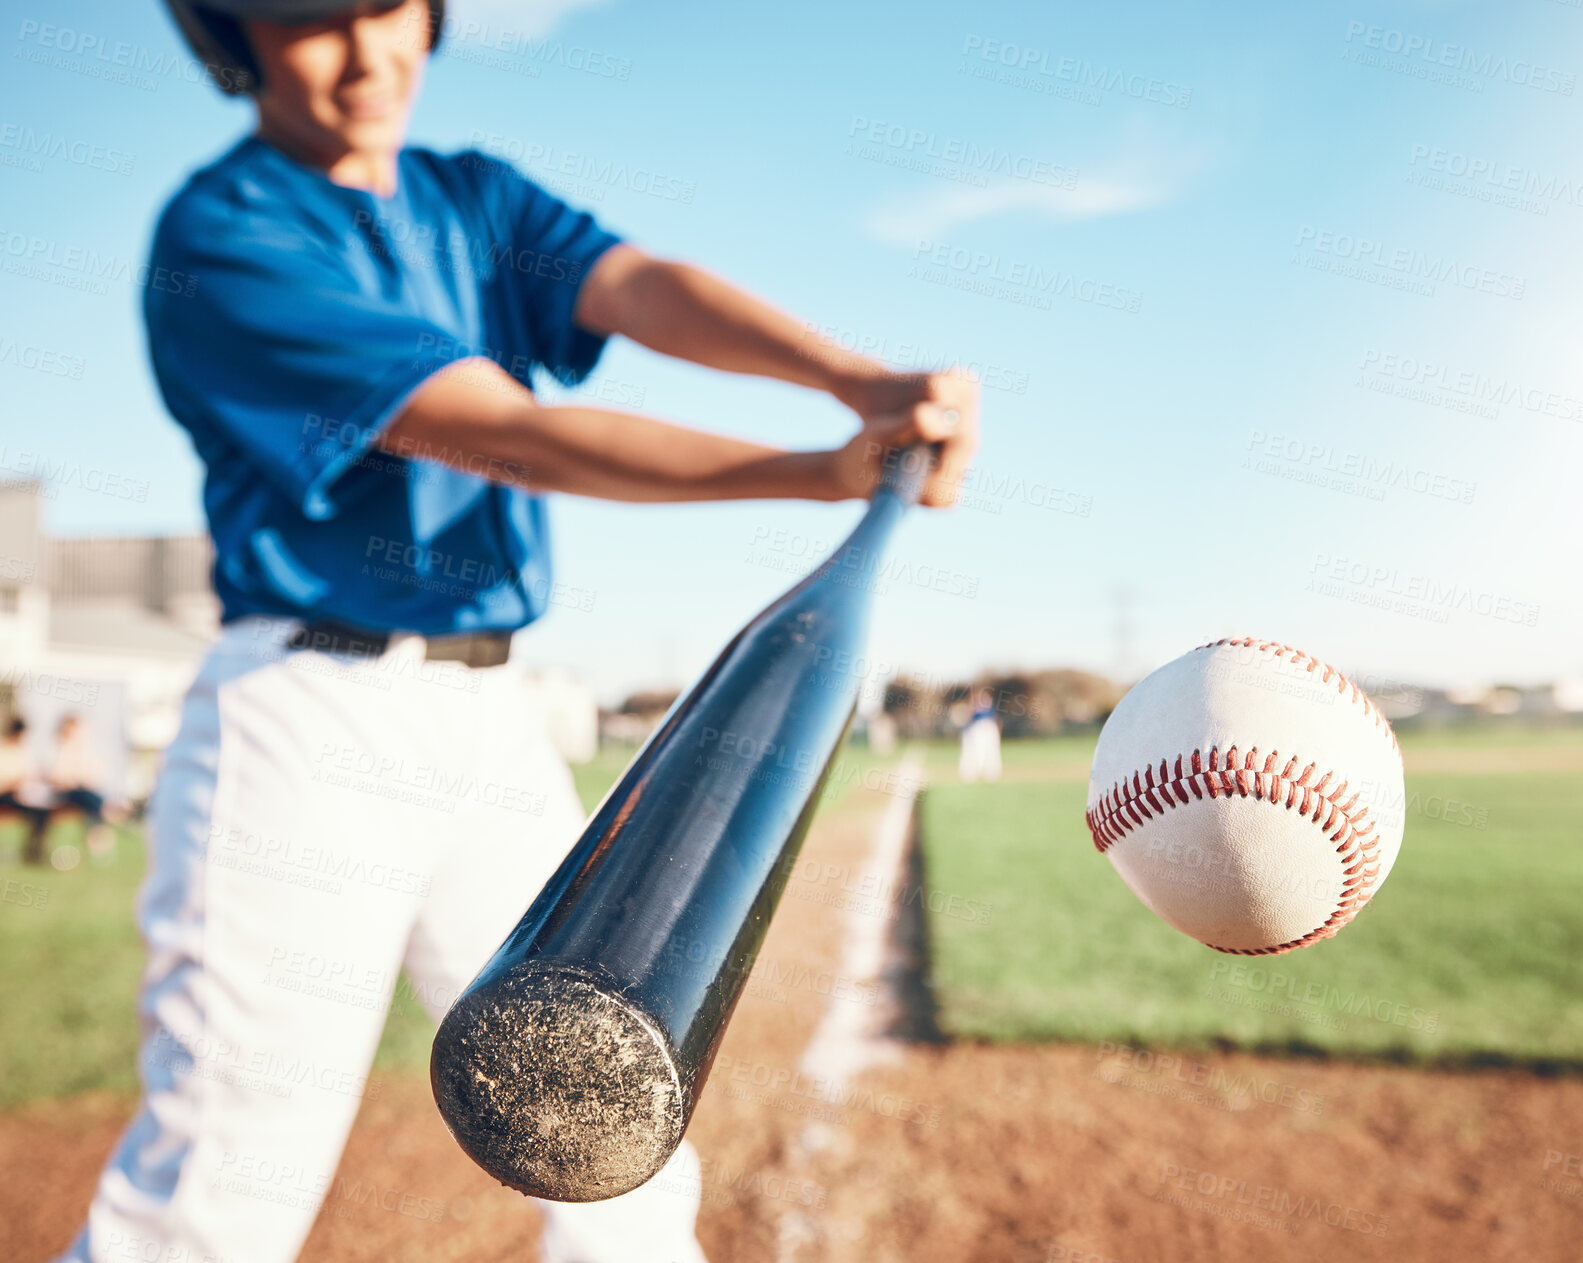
[430,445,931,1202]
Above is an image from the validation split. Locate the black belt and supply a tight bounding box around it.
[286,620,513,669]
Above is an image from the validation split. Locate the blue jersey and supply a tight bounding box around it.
[144,137,622,634]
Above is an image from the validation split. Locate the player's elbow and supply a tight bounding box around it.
[381,357,543,478]
[574,243,658,338]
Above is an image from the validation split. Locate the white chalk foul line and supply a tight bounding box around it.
[796,749,924,1101]
[773,751,924,1260]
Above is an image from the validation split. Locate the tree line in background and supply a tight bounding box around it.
[880,669,1123,739]
[602,670,1581,747]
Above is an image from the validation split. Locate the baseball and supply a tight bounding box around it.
[1085,638,1405,955]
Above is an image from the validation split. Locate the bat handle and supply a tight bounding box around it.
[875,441,936,508]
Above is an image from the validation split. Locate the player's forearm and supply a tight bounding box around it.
[382,363,841,503]
[577,248,890,406]
[503,404,841,502]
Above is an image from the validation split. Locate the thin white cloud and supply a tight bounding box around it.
[445,0,608,40]
[864,174,1170,247]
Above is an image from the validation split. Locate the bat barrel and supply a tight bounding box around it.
[431,446,929,1201]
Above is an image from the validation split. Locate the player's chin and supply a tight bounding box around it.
[332,113,408,151]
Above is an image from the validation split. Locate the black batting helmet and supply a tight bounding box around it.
[164,0,445,96]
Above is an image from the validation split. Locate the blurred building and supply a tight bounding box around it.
[1387,683,1579,728]
[1554,677,1583,714]
[0,481,600,802]
[601,689,680,746]
[0,481,217,802]
[882,667,1122,739]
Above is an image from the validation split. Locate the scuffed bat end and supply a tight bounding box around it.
[430,964,685,1202]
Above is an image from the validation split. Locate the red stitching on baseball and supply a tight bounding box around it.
[1085,743,1384,956]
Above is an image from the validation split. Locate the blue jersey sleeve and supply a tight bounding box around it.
[144,196,461,523]
[456,151,623,386]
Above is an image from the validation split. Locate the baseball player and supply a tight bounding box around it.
[59,3,979,1261]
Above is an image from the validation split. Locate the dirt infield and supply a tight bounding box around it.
[8,780,1582,1262]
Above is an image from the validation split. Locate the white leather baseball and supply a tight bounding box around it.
[1085,638,1405,955]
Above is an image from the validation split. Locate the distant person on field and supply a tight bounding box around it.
[48,713,117,858]
[958,688,1002,783]
[0,717,52,864]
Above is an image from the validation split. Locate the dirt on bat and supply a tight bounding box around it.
[430,966,685,1204]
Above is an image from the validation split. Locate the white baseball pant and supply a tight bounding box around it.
[56,617,707,1263]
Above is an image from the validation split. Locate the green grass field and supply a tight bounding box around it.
[0,734,913,1107]
[0,746,645,1108]
[921,727,1583,1066]
[5,726,1578,1108]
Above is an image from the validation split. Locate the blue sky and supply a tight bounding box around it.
[3,0,1580,702]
